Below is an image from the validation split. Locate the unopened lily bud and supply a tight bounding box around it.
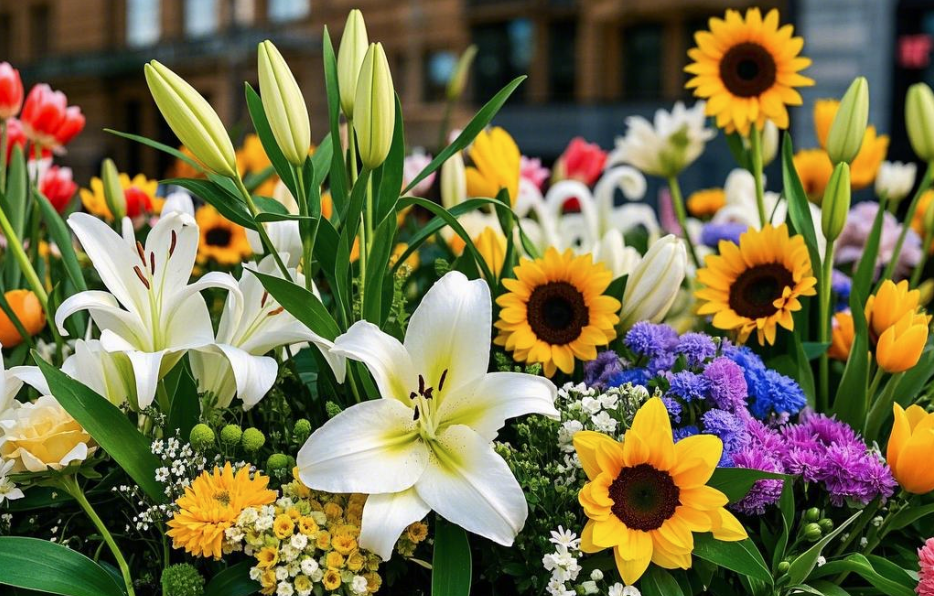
[906,82,934,162]
[827,77,869,165]
[821,162,851,242]
[446,45,477,102]
[618,235,687,330]
[354,43,395,170]
[760,120,779,166]
[101,158,126,221]
[441,152,466,209]
[144,60,237,178]
[337,9,369,119]
[258,40,310,167]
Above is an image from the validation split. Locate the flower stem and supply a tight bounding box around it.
[666,176,701,270]
[293,165,315,292]
[749,126,767,228]
[0,119,7,191]
[0,198,48,309]
[60,475,136,596]
[910,225,933,287]
[864,371,903,441]
[234,175,290,280]
[817,242,835,412]
[881,162,933,283]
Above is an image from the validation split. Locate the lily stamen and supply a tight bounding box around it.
[133,265,150,290]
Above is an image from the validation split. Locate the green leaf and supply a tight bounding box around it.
[322,27,348,213]
[403,76,526,195]
[363,215,396,324]
[250,269,341,340]
[725,131,752,171]
[106,129,205,173]
[163,178,255,230]
[640,566,684,596]
[802,342,830,360]
[708,468,789,503]
[806,580,852,596]
[34,356,167,503]
[36,190,87,293]
[3,145,27,289]
[810,554,914,596]
[432,518,472,596]
[165,358,200,439]
[894,346,934,406]
[204,561,259,596]
[0,537,125,596]
[244,82,298,197]
[253,196,290,216]
[781,133,822,271]
[786,510,861,586]
[692,535,772,585]
[887,501,934,531]
[310,133,334,189]
[376,96,406,223]
[773,478,795,570]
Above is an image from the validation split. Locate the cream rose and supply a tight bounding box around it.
[0,395,96,472]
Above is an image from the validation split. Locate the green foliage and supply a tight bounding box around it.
[0,536,125,596]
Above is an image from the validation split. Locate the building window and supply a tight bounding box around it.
[549,20,576,101]
[185,0,218,37]
[423,50,458,102]
[30,4,50,59]
[268,0,309,23]
[621,22,663,100]
[127,0,161,47]
[472,18,533,104]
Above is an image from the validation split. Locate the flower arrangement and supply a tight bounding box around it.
[2,6,934,596]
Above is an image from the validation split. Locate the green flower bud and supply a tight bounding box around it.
[162,562,205,596]
[144,60,237,178]
[821,162,852,242]
[804,523,822,542]
[241,427,266,452]
[189,423,215,451]
[266,453,290,472]
[907,82,934,162]
[337,9,369,119]
[827,77,869,165]
[219,424,243,447]
[818,518,834,533]
[805,507,821,522]
[325,401,343,419]
[293,418,312,442]
[353,43,395,170]
[777,561,791,575]
[101,158,126,221]
[446,45,478,102]
[258,40,310,168]
[440,151,467,210]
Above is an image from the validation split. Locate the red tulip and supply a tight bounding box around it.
[0,62,23,120]
[21,84,83,149]
[4,118,25,163]
[39,165,77,212]
[124,186,153,218]
[53,106,85,147]
[559,137,607,187]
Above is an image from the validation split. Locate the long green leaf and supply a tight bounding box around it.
[204,561,259,596]
[310,133,334,189]
[164,178,254,230]
[322,28,348,213]
[781,133,821,271]
[35,356,167,503]
[809,554,914,596]
[106,129,205,173]
[786,510,860,586]
[432,518,472,596]
[708,468,789,504]
[376,96,406,223]
[0,536,125,596]
[36,190,87,292]
[166,358,200,439]
[3,145,27,289]
[692,535,772,585]
[640,566,684,596]
[250,269,341,340]
[363,215,396,324]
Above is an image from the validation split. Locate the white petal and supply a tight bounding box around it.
[55,291,147,346]
[213,344,279,410]
[189,350,237,408]
[58,441,90,468]
[6,366,50,396]
[359,488,430,561]
[403,271,490,402]
[436,372,558,441]
[119,347,168,409]
[416,424,527,546]
[162,292,217,350]
[332,321,415,403]
[162,271,242,330]
[146,211,199,298]
[162,191,196,217]
[297,399,428,494]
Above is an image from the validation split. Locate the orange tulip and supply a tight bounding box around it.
[876,312,929,373]
[865,280,923,340]
[888,403,934,494]
[828,311,854,361]
[0,289,45,347]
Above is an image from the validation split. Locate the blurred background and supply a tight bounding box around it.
[1,0,927,192]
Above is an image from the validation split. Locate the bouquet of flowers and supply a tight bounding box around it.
[2,6,934,596]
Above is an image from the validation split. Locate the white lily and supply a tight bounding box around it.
[0,459,24,503]
[247,179,303,268]
[62,340,136,407]
[297,271,558,559]
[618,234,687,330]
[0,347,26,418]
[190,255,346,410]
[876,161,917,203]
[55,212,240,410]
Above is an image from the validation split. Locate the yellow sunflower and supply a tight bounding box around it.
[195,205,252,265]
[696,224,817,345]
[686,188,726,218]
[813,99,888,189]
[685,8,814,136]
[494,248,620,377]
[465,127,520,206]
[167,462,276,559]
[575,397,747,585]
[792,148,833,204]
[80,173,164,221]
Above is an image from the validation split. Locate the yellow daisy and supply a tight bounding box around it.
[495,248,620,377]
[686,188,726,218]
[195,204,252,265]
[813,99,888,190]
[465,127,520,206]
[167,462,276,559]
[80,173,163,221]
[575,397,747,585]
[685,8,814,136]
[792,148,833,204]
[696,224,817,345]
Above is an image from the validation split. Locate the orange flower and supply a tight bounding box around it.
[828,310,854,361]
[0,289,45,347]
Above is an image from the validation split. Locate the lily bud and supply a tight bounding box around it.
[101,158,126,221]
[760,120,779,166]
[144,60,237,178]
[337,9,369,119]
[906,82,934,162]
[258,41,311,168]
[827,77,869,165]
[446,45,478,102]
[353,43,395,170]
[441,152,467,209]
[821,162,851,242]
[618,235,687,330]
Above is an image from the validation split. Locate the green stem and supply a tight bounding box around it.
[293,166,314,292]
[864,372,904,441]
[817,242,835,412]
[365,175,374,255]
[666,176,701,270]
[0,202,47,307]
[0,119,7,192]
[61,476,136,596]
[882,163,933,283]
[233,176,290,280]
[749,126,767,228]
[911,225,933,287]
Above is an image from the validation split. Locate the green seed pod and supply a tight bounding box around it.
[804,523,823,542]
[818,518,834,533]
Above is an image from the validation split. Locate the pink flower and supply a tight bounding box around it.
[917,537,934,596]
[836,202,921,280]
[520,155,550,190]
[39,165,77,213]
[0,62,24,120]
[402,148,435,197]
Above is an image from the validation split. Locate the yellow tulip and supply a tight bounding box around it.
[865,279,924,339]
[888,403,934,493]
[474,226,507,278]
[876,312,929,373]
[465,127,520,206]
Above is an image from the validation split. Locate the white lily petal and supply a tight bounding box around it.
[332,321,415,403]
[162,293,218,350]
[55,291,146,345]
[121,348,169,409]
[416,424,527,546]
[359,488,431,561]
[7,366,50,396]
[403,271,490,400]
[436,372,558,441]
[297,399,428,494]
[189,350,237,409]
[212,344,279,410]
[146,211,199,297]
[162,191,196,217]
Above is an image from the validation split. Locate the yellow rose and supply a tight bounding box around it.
[0,396,96,472]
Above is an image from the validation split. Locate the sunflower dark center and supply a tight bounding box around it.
[205,226,233,247]
[213,490,231,507]
[609,463,680,531]
[719,42,777,97]
[526,281,589,345]
[728,263,795,319]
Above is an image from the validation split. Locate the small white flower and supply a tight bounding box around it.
[591,411,618,433]
[249,567,263,581]
[580,396,602,415]
[580,580,599,595]
[590,569,603,581]
[0,460,24,503]
[817,556,827,567]
[300,558,319,576]
[351,576,369,595]
[548,526,580,550]
[290,533,308,550]
[598,392,619,410]
[872,516,884,527]
[860,537,868,547]
[876,160,917,203]
[276,580,294,596]
[275,566,289,581]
